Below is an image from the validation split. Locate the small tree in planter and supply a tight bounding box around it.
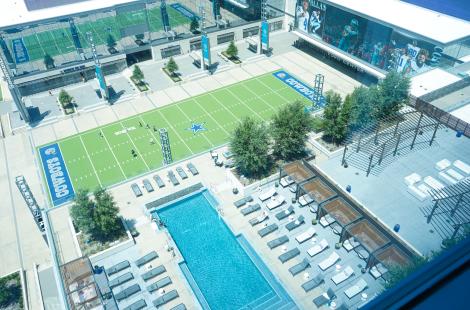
[58,89,74,114]
[190,17,200,34]
[132,65,144,82]
[226,40,238,59]
[44,54,55,69]
[166,57,179,76]
[106,34,117,53]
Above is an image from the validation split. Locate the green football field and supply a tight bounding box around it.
[39,72,311,193]
[14,5,190,62]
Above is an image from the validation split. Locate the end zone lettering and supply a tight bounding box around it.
[39,143,75,206]
[273,70,325,107]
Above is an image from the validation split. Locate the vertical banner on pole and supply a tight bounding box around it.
[95,66,109,99]
[202,34,211,69]
[212,0,220,20]
[261,20,270,53]
[161,1,171,32]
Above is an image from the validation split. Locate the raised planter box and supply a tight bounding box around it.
[0,270,24,309]
[162,68,182,83]
[221,51,242,64]
[130,76,149,92]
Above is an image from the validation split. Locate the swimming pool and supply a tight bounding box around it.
[154,189,296,310]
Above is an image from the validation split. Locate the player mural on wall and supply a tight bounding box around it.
[295,0,326,35]
[338,18,359,51]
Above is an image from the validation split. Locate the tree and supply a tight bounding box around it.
[43,53,54,69]
[189,17,199,33]
[132,65,144,82]
[322,90,348,144]
[106,34,116,48]
[92,188,122,241]
[348,86,376,131]
[70,190,96,236]
[385,256,428,290]
[166,57,178,76]
[230,117,271,178]
[225,40,238,59]
[374,71,411,119]
[58,89,73,109]
[271,101,313,160]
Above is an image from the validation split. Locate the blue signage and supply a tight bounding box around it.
[95,66,108,98]
[273,70,325,107]
[170,3,200,20]
[261,21,269,51]
[12,38,29,64]
[202,35,211,67]
[161,1,171,32]
[39,143,75,206]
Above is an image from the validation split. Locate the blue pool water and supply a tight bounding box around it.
[155,190,293,310]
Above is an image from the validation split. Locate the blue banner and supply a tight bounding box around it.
[161,1,171,32]
[39,143,75,206]
[261,21,269,51]
[202,34,211,67]
[95,66,108,98]
[170,3,200,20]
[12,38,29,64]
[273,70,325,107]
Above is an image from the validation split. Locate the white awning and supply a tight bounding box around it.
[410,68,460,98]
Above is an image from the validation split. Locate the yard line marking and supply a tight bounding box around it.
[136,114,164,153]
[78,136,103,187]
[118,122,151,171]
[175,104,214,147]
[223,87,266,122]
[156,110,194,155]
[33,33,47,57]
[50,31,65,54]
[99,129,127,179]
[256,78,295,104]
[193,97,232,137]
[239,82,278,114]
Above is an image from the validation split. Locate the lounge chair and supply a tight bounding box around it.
[286,215,305,231]
[170,304,187,310]
[288,184,297,193]
[131,183,142,197]
[108,272,134,288]
[259,187,276,201]
[302,273,325,292]
[142,265,166,281]
[135,251,159,267]
[153,175,165,188]
[407,184,427,201]
[275,206,294,220]
[114,284,141,302]
[176,166,188,179]
[404,173,422,186]
[147,276,172,292]
[266,195,285,210]
[369,263,388,279]
[267,235,289,249]
[435,159,451,171]
[332,266,354,285]
[187,163,199,175]
[423,176,445,191]
[330,222,342,235]
[318,252,340,271]
[313,288,336,307]
[453,159,470,175]
[234,197,249,208]
[168,171,180,186]
[355,246,370,260]
[344,279,368,299]
[249,212,269,226]
[153,289,179,307]
[106,260,130,276]
[123,299,147,310]
[295,227,316,243]
[258,223,278,237]
[343,237,360,252]
[308,239,329,257]
[319,214,336,227]
[289,258,310,276]
[279,248,300,263]
[438,171,458,185]
[299,194,314,207]
[241,203,261,216]
[280,176,294,187]
[309,203,319,214]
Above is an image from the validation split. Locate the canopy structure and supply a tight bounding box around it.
[280,160,316,184]
[299,177,337,203]
[373,244,412,268]
[319,197,362,232]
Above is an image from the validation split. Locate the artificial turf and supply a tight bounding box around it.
[38,71,312,194]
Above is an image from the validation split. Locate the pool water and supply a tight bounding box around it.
[156,190,292,310]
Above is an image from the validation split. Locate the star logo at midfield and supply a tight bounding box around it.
[186,122,207,134]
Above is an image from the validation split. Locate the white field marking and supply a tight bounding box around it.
[192,96,232,137]
[78,135,103,187]
[156,110,194,154]
[114,126,137,135]
[256,77,300,104]
[238,82,279,114]
[175,104,215,147]
[223,87,266,122]
[118,122,151,171]
[98,128,127,179]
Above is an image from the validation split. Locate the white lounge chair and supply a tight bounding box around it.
[435,159,451,171]
[308,239,329,257]
[438,171,458,185]
[423,176,445,191]
[447,169,465,181]
[280,176,294,187]
[404,173,421,186]
[318,252,340,271]
[407,185,427,201]
[295,227,316,244]
[267,195,285,210]
[453,160,470,175]
[299,194,314,206]
[344,278,368,299]
[320,214,336,227]
[259,187,276,201]
[369,263,388,279]
[249,212,269,226]
[343,237,360,252]
[332,266,354,285]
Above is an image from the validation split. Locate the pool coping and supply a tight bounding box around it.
[149,186,298,310]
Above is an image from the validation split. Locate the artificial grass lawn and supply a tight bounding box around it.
[39,71,311,194]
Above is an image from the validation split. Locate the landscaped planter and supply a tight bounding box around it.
[221,51,242,64]
[162,68,182,82]
[130,76,149,92]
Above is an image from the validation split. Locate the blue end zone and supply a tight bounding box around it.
[273,70,325,109]
[170,3,200,20]
[39,143,75,207]
[12,38,29,64]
